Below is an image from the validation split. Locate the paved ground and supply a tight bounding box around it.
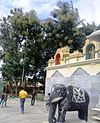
[0,98,94,123]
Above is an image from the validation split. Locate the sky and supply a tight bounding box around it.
[0,0,100,25]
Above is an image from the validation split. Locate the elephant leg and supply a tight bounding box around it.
[59,108,67,123]
[48,103,57,123]
[78,108,88,122]
[57,102,62,122]
[59,100,68,123]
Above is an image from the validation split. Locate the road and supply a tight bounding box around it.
[0,98,94,123]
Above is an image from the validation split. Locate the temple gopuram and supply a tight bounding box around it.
[45,30,100,107]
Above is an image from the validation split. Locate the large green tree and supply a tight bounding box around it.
[0,8,45,91]
[43,1,86,55]
[0,9,24,95]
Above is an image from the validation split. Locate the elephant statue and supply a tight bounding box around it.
[48,84,90,123]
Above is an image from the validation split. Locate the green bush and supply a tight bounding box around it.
[35,94,44,101]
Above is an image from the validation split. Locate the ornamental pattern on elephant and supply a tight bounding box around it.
[72,87,86,103]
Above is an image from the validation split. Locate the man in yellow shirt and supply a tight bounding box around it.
[19,87,28,114]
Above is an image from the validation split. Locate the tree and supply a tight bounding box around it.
[43,1,86,55]
[20,10,44,88]
[0,8,45,91]
[0,9,23,95]
[80,22,97,36]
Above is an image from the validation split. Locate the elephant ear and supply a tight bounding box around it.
[51,97,63,103]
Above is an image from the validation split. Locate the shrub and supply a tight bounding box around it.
[35,94,44,101]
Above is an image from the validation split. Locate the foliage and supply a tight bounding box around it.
[35,93,44,101]
[43,1,86,54]
[80,22,97,36]
[0,8,45,89]
[0,10,22,83]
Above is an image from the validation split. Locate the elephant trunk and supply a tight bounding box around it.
[48,103,57,123]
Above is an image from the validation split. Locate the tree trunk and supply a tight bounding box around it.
[22,67,24,86]
[9,82,13,95]
[33,74,37,90]
[15,82,18,97]
[22,67,26,88]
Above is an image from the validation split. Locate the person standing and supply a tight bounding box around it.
[19,87,28,114]
[31,89,36,106]
[0,86,9,107]
[0,92,8,107]
[0,91,5,106]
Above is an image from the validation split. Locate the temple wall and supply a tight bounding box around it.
[45,59,100,108]
[45,68,100,107]
[46,59,100,78]
[45,37,100,108]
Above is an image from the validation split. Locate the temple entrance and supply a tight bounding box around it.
[86,44,95,59]
[55,53,60,65]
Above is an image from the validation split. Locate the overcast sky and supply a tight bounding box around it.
[0,0,100,25]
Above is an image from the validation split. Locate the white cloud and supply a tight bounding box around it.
[10,0,34,11]
[0,0,58,19]
[74,0,100,25]
[0,0,100,24]
[0,1,10,18]
[34,3,58,17]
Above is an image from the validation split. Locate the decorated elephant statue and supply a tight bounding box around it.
[48,84,90,123]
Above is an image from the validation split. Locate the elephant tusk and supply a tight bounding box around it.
[51,97,63,103]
